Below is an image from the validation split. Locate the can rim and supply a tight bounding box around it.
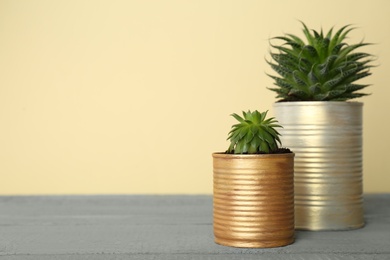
[212,152,295,159]
[273,101,363,107]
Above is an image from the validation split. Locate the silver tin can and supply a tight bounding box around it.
[274,102,364,230]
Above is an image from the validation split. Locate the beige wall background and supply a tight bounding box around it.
[1,0,389,194]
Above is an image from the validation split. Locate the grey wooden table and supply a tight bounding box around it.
[0,194,389,260]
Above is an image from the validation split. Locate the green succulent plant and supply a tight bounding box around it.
[267,22,374,101]
[226,110,282,154]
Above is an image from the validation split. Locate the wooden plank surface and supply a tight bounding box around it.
[0,194,389,259]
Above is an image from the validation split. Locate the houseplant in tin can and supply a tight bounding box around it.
[212,110,294,248]
[267,22,375,230]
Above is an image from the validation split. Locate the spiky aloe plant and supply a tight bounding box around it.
[267,22,374,101]
[227,110,282,154]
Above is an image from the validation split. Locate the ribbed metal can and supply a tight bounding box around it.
[212,153,295,248]
[274,101,364,230]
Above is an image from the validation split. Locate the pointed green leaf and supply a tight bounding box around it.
[231,113,244,123]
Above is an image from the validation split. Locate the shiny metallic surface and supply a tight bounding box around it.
[274,102,364,231]
[212,153,295,248]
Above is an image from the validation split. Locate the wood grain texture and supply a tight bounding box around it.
[0,195,389,259]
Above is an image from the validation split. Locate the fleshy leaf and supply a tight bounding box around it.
[226,110,283,154]
[267,22,373,101]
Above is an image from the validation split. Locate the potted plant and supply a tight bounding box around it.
[212,110,294,248]
[267,22,375,230]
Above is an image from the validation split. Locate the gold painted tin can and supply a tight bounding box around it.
[274,102,364,230]
[212,153,295,248]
